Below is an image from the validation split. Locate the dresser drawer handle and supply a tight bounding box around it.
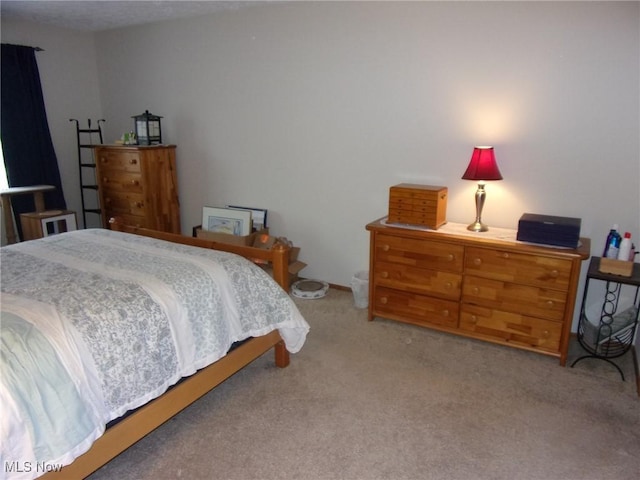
[542,330,550,338]
[442,309,449,317]
[102,177,109,183]
[546,301,554,308]
[470,315,478,324]
[550,270,559,278]
[380,297,388,305]
[105,198,111,205]
[444,282,453,290]
[382,244,390,252]
[472,287,480,295]
[134,202,144,208]
[100,157,108,163]
[381,271,389,279]
[473,258,482,266]
[502,252,510,259]
[131,179,140,186]
[447,254,455,262]
[129,159,138,165]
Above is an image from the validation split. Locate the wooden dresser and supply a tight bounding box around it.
[94,145,181,233]
[366,217,591,365]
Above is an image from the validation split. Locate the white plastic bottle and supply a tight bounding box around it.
[617,232,632,261]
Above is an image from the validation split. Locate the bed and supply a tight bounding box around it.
[0,219,310,480]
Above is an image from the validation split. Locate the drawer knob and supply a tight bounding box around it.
[445,282,453,290]
[502,252,510,259]
[382,244,390,252]
[542,330,550,338]
[447,254,455,262]
[102,177,109,183]
[473,287,480,295]
[135,202,144,208]
[129,159,138,165]
[470,315,478,324]
[131,179,140,186]
[550,270,559,278]
[547,300,554,308]
[381,271,389,279]
[442,309,449,317]
[473,258,482,266]
[380,297,388,305]
[105,198,111,205]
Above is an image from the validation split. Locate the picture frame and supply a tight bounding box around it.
[225,205,268,231]
[202,206,252,236]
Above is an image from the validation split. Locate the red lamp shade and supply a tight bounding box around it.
[461,146,503,181]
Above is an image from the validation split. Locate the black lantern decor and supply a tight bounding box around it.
[133,110,162,145]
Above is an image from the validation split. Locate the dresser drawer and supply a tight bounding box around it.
[100,172,144,193]
[97,151,142,173]
[374,261,461,300]
[374,286,459,329]
[463,275,566,322]
[388,212,442,228]
[465,247,572,291]
[460,305,562,353]
[389,197,441,212]
[375,234,463,273]
[102,193,146,216]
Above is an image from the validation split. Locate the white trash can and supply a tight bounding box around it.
[350,270,369,309]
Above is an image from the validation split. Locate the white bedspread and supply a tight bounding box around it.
[0,229,309,479]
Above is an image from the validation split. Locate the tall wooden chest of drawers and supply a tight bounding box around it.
[94,145,181,233]
[366,217,590,365]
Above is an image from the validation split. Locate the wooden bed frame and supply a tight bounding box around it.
[40,219,293,479]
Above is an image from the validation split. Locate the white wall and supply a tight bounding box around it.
[3,3,639,332]
[92,2,639,289]
[1,19,104,228]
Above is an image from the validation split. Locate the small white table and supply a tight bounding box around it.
[0,185,55,244]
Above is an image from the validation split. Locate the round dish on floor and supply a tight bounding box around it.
[291,279,329,299]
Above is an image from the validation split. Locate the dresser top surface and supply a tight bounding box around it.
[367,216,591,259]
[95,144,176,150]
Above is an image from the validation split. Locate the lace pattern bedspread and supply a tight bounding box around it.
[0,229,309,479]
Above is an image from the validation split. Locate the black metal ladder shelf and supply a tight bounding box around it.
[571,257,640,381]
[70,118,105,228]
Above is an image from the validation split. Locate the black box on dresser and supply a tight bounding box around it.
[517,213,581,248]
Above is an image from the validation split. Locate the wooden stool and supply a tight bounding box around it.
[20,210,77,241]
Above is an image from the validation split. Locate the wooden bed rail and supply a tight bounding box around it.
[108,218,291,291]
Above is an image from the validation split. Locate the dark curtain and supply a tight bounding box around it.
[1,43,66,239]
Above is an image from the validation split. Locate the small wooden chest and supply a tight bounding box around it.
[388,183,447,229]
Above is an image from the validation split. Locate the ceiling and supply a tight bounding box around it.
[1,1,267,32]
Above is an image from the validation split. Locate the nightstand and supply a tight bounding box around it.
[571,257,640,380]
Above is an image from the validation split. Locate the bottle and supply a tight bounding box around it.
[602,225,620,257]
[605,228,622,259]
[617,232,632,261]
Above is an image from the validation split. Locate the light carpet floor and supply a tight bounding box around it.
[89,288,639,480]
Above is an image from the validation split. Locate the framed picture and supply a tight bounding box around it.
[225,205,268,231]
[202,207,252,236]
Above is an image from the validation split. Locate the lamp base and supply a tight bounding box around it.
[467,221,489,232]
[467,182,489,232]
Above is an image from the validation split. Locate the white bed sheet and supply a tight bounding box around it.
[0,229,309,479]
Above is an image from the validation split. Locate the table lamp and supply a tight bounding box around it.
[461,146,502,232]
